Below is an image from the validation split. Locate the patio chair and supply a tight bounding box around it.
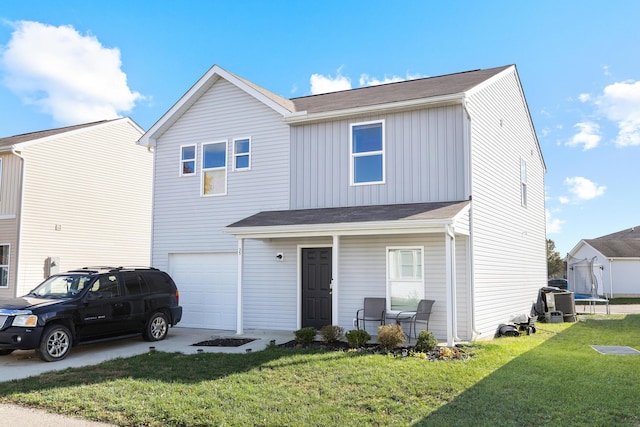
[356,298,386,331]
[396,299,434,339]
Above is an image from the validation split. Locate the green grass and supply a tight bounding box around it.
[609,297,640,304]
[1,315,640,426]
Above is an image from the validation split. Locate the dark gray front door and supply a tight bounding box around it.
[301,248,332,329]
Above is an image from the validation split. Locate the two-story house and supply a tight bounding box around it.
[0,118,153,298]
[139,65,546,345]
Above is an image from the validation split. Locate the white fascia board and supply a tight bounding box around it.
[567,240,589,258]
[284,93,465,125]
[139,65,292,147]
[450,203,471,236]
[11,118,137,151]
[226,218,457,240]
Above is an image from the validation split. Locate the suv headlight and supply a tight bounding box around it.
[12,314,38,328]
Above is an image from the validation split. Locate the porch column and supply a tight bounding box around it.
[236,238,244,334]
[332,235,339,325]
[445,225,457,347]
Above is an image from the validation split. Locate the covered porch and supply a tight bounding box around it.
[226,201,472,347]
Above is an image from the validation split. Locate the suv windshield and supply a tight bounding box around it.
[29,274,94,298]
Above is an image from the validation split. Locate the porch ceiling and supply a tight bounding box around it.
[226,200,470,239]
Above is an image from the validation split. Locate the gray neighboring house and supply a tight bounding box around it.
[139,64,547,345]
[567,226,640,297]
[0,118,153,298]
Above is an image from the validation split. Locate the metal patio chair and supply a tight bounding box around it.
[396,299,434,339]
[356,298,386,332]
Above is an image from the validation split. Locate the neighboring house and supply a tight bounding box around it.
[0,118,153,298]
[567,226,640,298]
[139,64,546,345]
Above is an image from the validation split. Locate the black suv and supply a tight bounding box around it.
[0,266,182,362]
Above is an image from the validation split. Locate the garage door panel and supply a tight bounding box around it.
[169,253,237,330]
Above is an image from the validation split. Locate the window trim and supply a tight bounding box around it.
[386,246,425,312]
[201,140,228,197]
[349,120,385,186]
[520,158,527,207]
[233,137,252,171]
[180,144,196,177]
[0,243,10,289]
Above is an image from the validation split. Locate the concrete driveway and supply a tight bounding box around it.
[0,327,294,382]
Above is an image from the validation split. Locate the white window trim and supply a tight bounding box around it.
[520,158,527,207]
[386,246,425,312]
[0,243,9,289]
[179,144,196,177]
[201,140,228,197]
[233,136,252,171]
[349,119,385,186]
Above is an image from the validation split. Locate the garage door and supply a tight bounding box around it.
[169,253,237,330]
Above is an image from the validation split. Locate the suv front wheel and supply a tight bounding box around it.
[144,312,169,341]
[36,324,72,362]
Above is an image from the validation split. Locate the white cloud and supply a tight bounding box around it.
[558,196,570,204]
[359,74,405,86]
[564,176,606,201]
[566,122,601,150]
[546,209,564,234]
[0,21,142,125]
[578,93,591,102]
[310,67,351,95]
[595,80,640,147]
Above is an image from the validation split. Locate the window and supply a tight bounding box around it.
[202,141,227,196]
[180,145,196,176]
[350,120,384,185]
[0,245,8,288]
[521,158,527,207]
[233,137,251,170]
[387,247,424,311]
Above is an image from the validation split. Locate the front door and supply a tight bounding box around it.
[301,248,332,329]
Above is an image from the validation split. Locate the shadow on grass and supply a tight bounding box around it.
[419,315,640,427]
[0,345,357,395]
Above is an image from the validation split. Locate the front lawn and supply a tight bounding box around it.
[1,315,639,426]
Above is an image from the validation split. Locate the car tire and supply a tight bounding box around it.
[36,324,72,362]
[144,312,169,342]
[0,349,14,356]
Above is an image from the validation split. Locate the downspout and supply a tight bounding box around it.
[11,148,25,297]
[446,224,461,344]
[236,238,244,334]
[608,259,614,299]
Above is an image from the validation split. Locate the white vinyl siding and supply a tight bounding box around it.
[0,154,23,216]
[151,78,290,271]
[521,158,527,207]
[16,119,151,296]
[290,106,467,209]
[465,67,546,339]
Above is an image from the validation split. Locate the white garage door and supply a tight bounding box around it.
[169,253,237,330]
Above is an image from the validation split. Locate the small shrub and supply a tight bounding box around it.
[345,329,371,348]
[320,325,344,343]
[294,327,317,344]
[377,324,405,350]
[414,330,438,353]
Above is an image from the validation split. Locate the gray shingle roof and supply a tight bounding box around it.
[228,201,469,228]
[290,65,512,114]
[0,119,117,150]
[585,226,640,258]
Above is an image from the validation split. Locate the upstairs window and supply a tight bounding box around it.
[387,247,424,311]
[350,120,385,185]
[521,158,527,207]
[0,244,8,288]
[202,141,227,196]
[180,145,196,176]
[233,137,251,171]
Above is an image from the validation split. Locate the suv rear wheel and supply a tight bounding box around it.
[144,312,169,341]
[36,324,72,362]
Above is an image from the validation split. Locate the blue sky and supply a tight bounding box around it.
[0,1,638,257]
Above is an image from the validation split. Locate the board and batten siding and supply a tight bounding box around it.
[465,67,546,339]
[0,154,23,216]
[16,119,151,295]
[151,78,290,271]
[289,106,468,209]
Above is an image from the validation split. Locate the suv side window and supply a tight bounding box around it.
[90,274,121,299]
[140,271,175,293]
[122,271,150,295]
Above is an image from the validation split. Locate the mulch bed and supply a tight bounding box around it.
[193,338,256,347]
